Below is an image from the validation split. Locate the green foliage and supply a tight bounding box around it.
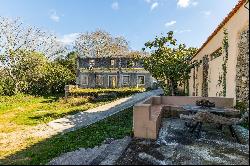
[142,31,199,95]
[54,51,77,75]
[202,55,209,97]
[235,100,248,114]
[235,100,249,129]
[222,28,229,97]
[0,51,75,96]
[2,107,133,165]
[69,87,145,97]
[64,97,91,106]
[0,76,15,96]
[38,63,75,95]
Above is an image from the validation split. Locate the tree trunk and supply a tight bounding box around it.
[170,80,175,96]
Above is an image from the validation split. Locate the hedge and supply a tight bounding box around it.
[68,87,145,97]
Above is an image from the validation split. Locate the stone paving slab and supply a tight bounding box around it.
[116,118,249,165]
[48,136,132,165]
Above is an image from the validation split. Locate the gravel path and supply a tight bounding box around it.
[0,89,163,158]
[43,89,163,136]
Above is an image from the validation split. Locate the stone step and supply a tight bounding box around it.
[99,136,131,165]
[48,144,108,165]
[48,137,132,165]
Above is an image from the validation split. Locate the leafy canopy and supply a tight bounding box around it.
[142,31,199,95]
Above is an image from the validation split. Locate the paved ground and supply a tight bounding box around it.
[0,89,163,157]
[116,118,249,165]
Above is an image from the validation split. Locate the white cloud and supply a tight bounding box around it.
[145,0,151,3]
[49,10,60,22]
[201,11,211,16]
[150,2,159,11]
[177,0,190,8]
[175,29,192,33]
[165,20,177,27]
[111,2,119,10]
[58,33,80,45]
[177,0,198,8]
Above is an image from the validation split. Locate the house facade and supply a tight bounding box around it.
[188,0,249,106]
[76,56,154,88]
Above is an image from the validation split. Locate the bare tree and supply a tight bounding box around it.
[75,29,129,58]
[0,16,66,92]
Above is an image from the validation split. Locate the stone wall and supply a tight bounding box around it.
[77,71,153,89]
[236,28,249,107]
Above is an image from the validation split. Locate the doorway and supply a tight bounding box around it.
[108,75,117,88]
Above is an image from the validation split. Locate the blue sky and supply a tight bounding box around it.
[0,0,238,50]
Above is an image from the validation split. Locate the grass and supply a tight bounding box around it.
[0,93,119,133]
[1,107,133,165]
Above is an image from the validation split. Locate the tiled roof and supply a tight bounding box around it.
[192,0,247,59]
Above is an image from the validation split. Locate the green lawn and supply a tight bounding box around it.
[0,93,119,133]
[1,107,133,165]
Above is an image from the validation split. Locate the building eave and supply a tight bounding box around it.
[192,0,247,60]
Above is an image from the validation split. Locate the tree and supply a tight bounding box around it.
[0,16,66,93]
[142,31,199,96]
[54,51,77,75]
[75,29,129,58]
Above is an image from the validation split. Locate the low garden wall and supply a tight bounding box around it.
[133,96,235,139]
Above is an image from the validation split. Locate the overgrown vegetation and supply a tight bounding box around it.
[222,28,229,97]
[235,100,249,129]
[1,107,133,165]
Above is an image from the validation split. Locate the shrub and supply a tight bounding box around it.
[235,100,249,129]
[63,97,91,106]
[68,87,145,98]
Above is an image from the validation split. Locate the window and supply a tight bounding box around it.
[89,59,95,66]
[122,75,130,85]
[111,59,115,67]
[210,47,222,60]
[96,75,104,86]
[137,75,145,85]
[81,75,88,85]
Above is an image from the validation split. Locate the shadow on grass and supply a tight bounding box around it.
[0,108,133,165]
[40,94,63,103]
[28,108,89,122]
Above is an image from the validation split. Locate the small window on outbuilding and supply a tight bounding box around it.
[81,75,88,85]
[122,75,130,85]
[210,47,222,61]
[111,59,116,67]
[89,59,95,66]
[137,75,145,85]
[96,75,104,86]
